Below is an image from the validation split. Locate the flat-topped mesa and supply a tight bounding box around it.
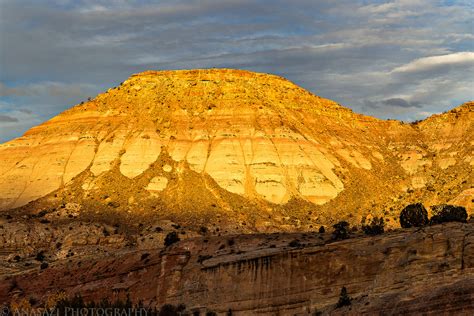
[0,69,356,212]
[63,68,360,119]
[21,69,376,139]
[0,69,471,231]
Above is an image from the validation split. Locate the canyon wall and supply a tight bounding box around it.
[1,223,473,314]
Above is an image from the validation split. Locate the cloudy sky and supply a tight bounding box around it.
[0,0,473,142]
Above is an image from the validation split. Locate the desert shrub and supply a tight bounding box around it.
[319,226,325,234]
[399,203,428,228]
[336,286,352,308]
[159,304,186,316]
[430,204,467,224]
[332,221,350,240]
[35,251,46,262]
[158,304,174,316]
[164,232,180,247]
[362,217,385,235]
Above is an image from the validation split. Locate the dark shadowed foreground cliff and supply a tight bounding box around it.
[1,222,473,315]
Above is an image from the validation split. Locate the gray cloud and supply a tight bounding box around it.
[0,114,19,122]
[0,82,95,98]
[364,98,416,108]
[391,52,474,73]
[382,98,421,108]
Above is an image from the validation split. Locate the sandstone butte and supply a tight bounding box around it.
[0,69,472,232]
[0,69,473,313]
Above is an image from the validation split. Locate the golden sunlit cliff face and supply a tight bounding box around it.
[0,69,472,232]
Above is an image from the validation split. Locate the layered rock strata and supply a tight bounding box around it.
[0,69,472,231]
[0,223,472,314]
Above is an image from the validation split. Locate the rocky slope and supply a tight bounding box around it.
[0,69,472,234]
[1,222,473,314]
